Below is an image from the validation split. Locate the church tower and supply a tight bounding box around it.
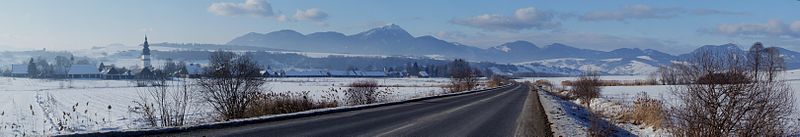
[141,36,152,68]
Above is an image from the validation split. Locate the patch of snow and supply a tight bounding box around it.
[497,46,512,52]
[0,77,456,136]
[602,58,623,62]
[636,56,654,61]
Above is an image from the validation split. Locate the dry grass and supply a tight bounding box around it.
[345,80,391,105]
[246,91,338,117]
[629,92,666,129]
[562,79,658,87]
[487,75,511,87]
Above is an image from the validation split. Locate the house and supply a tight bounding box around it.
[10,64,28,77]
[67,65,102,78]
[134,67,156,80]
[262,69,280,77]
[101,67,133,79]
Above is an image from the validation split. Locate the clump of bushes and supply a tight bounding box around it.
[487,75,511,87]
[562,79,658,87]
[246,91,338,117]
[344,80,391,105]
[628,92,666,129]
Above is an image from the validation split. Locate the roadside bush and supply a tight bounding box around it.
[487,75,510,87]
[562,79,658,86]
[345,80,390,105]
[447,59,478,93]
[630,92,666,129]
[246,91,338,117]
[534,80,553,89]
[196,51,264,121]
[572,72,602,107]
[130,78,192,127]
[669,47,795,136]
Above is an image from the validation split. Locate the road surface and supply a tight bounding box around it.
[156,83,552,137]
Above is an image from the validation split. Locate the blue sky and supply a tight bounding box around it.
[0,0,798,54]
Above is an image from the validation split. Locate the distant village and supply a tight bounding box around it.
[0,37,434,79]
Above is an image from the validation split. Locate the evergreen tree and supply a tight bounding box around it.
[27,58,38,78]
[98,62,105,72]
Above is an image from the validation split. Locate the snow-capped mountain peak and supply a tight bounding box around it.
[353,24,413,39]
[490,41,539,53]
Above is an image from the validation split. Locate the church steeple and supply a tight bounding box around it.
[142,35,150,55]
[141,35,152,68]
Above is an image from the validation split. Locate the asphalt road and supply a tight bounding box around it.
[160,83,552,137]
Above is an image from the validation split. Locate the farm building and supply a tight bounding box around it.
[10,64,28,77]
[101,67,133,79]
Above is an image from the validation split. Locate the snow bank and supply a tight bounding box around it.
[0,77,454,136]
[538,88,647,137]
[537,89,590,137]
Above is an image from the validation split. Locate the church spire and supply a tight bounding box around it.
[142,35,150,55]
[141,35,152,68]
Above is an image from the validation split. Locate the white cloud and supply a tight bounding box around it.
[450,7,560,31]
[791,21,800,32]
[293,8,328,22]
[709,20,800,38]
[276,15,291,22]
[580,4,679,21]
[580,4,744,21]
[208,0,274,17]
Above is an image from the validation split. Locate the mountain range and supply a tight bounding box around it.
[226,24,800,75]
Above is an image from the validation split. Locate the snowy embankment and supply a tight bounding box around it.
[537,88,669,137]
[530,72,800,137]
[0,77,453,136]
[537,89,590,137]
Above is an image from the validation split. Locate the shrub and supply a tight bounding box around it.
[196,51,264,121]
[669,48,795,136]
[345,80,390,105]
[631,92,666,129]
[447,59,477,93]
[487,75,510,87]
[130,78,192,127]
[246,91,338,117]
[572,72,601,107]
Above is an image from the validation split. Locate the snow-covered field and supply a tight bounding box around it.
[523,70,800,136]
[0,77,450,136]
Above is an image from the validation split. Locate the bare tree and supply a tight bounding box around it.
[747,42,765,80]
[197,51,265,121]
[764,47,785,82]
[447,59,478,93]
[572,71,602,108]
[130,77,192,127]
[657,63,693,85]
[669,49,795,136]
[571,71,609,136]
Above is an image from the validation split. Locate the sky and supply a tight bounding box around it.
[0,0,799,54]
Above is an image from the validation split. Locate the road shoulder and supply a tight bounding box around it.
[515,84,554,137]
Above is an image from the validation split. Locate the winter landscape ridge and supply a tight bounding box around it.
[4,24,800,76]
[2,1,800,136]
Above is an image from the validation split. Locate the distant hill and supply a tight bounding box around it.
[227,24,490,61]
[226,24,800,75]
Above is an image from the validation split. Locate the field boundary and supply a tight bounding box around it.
[58,84,514,137]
